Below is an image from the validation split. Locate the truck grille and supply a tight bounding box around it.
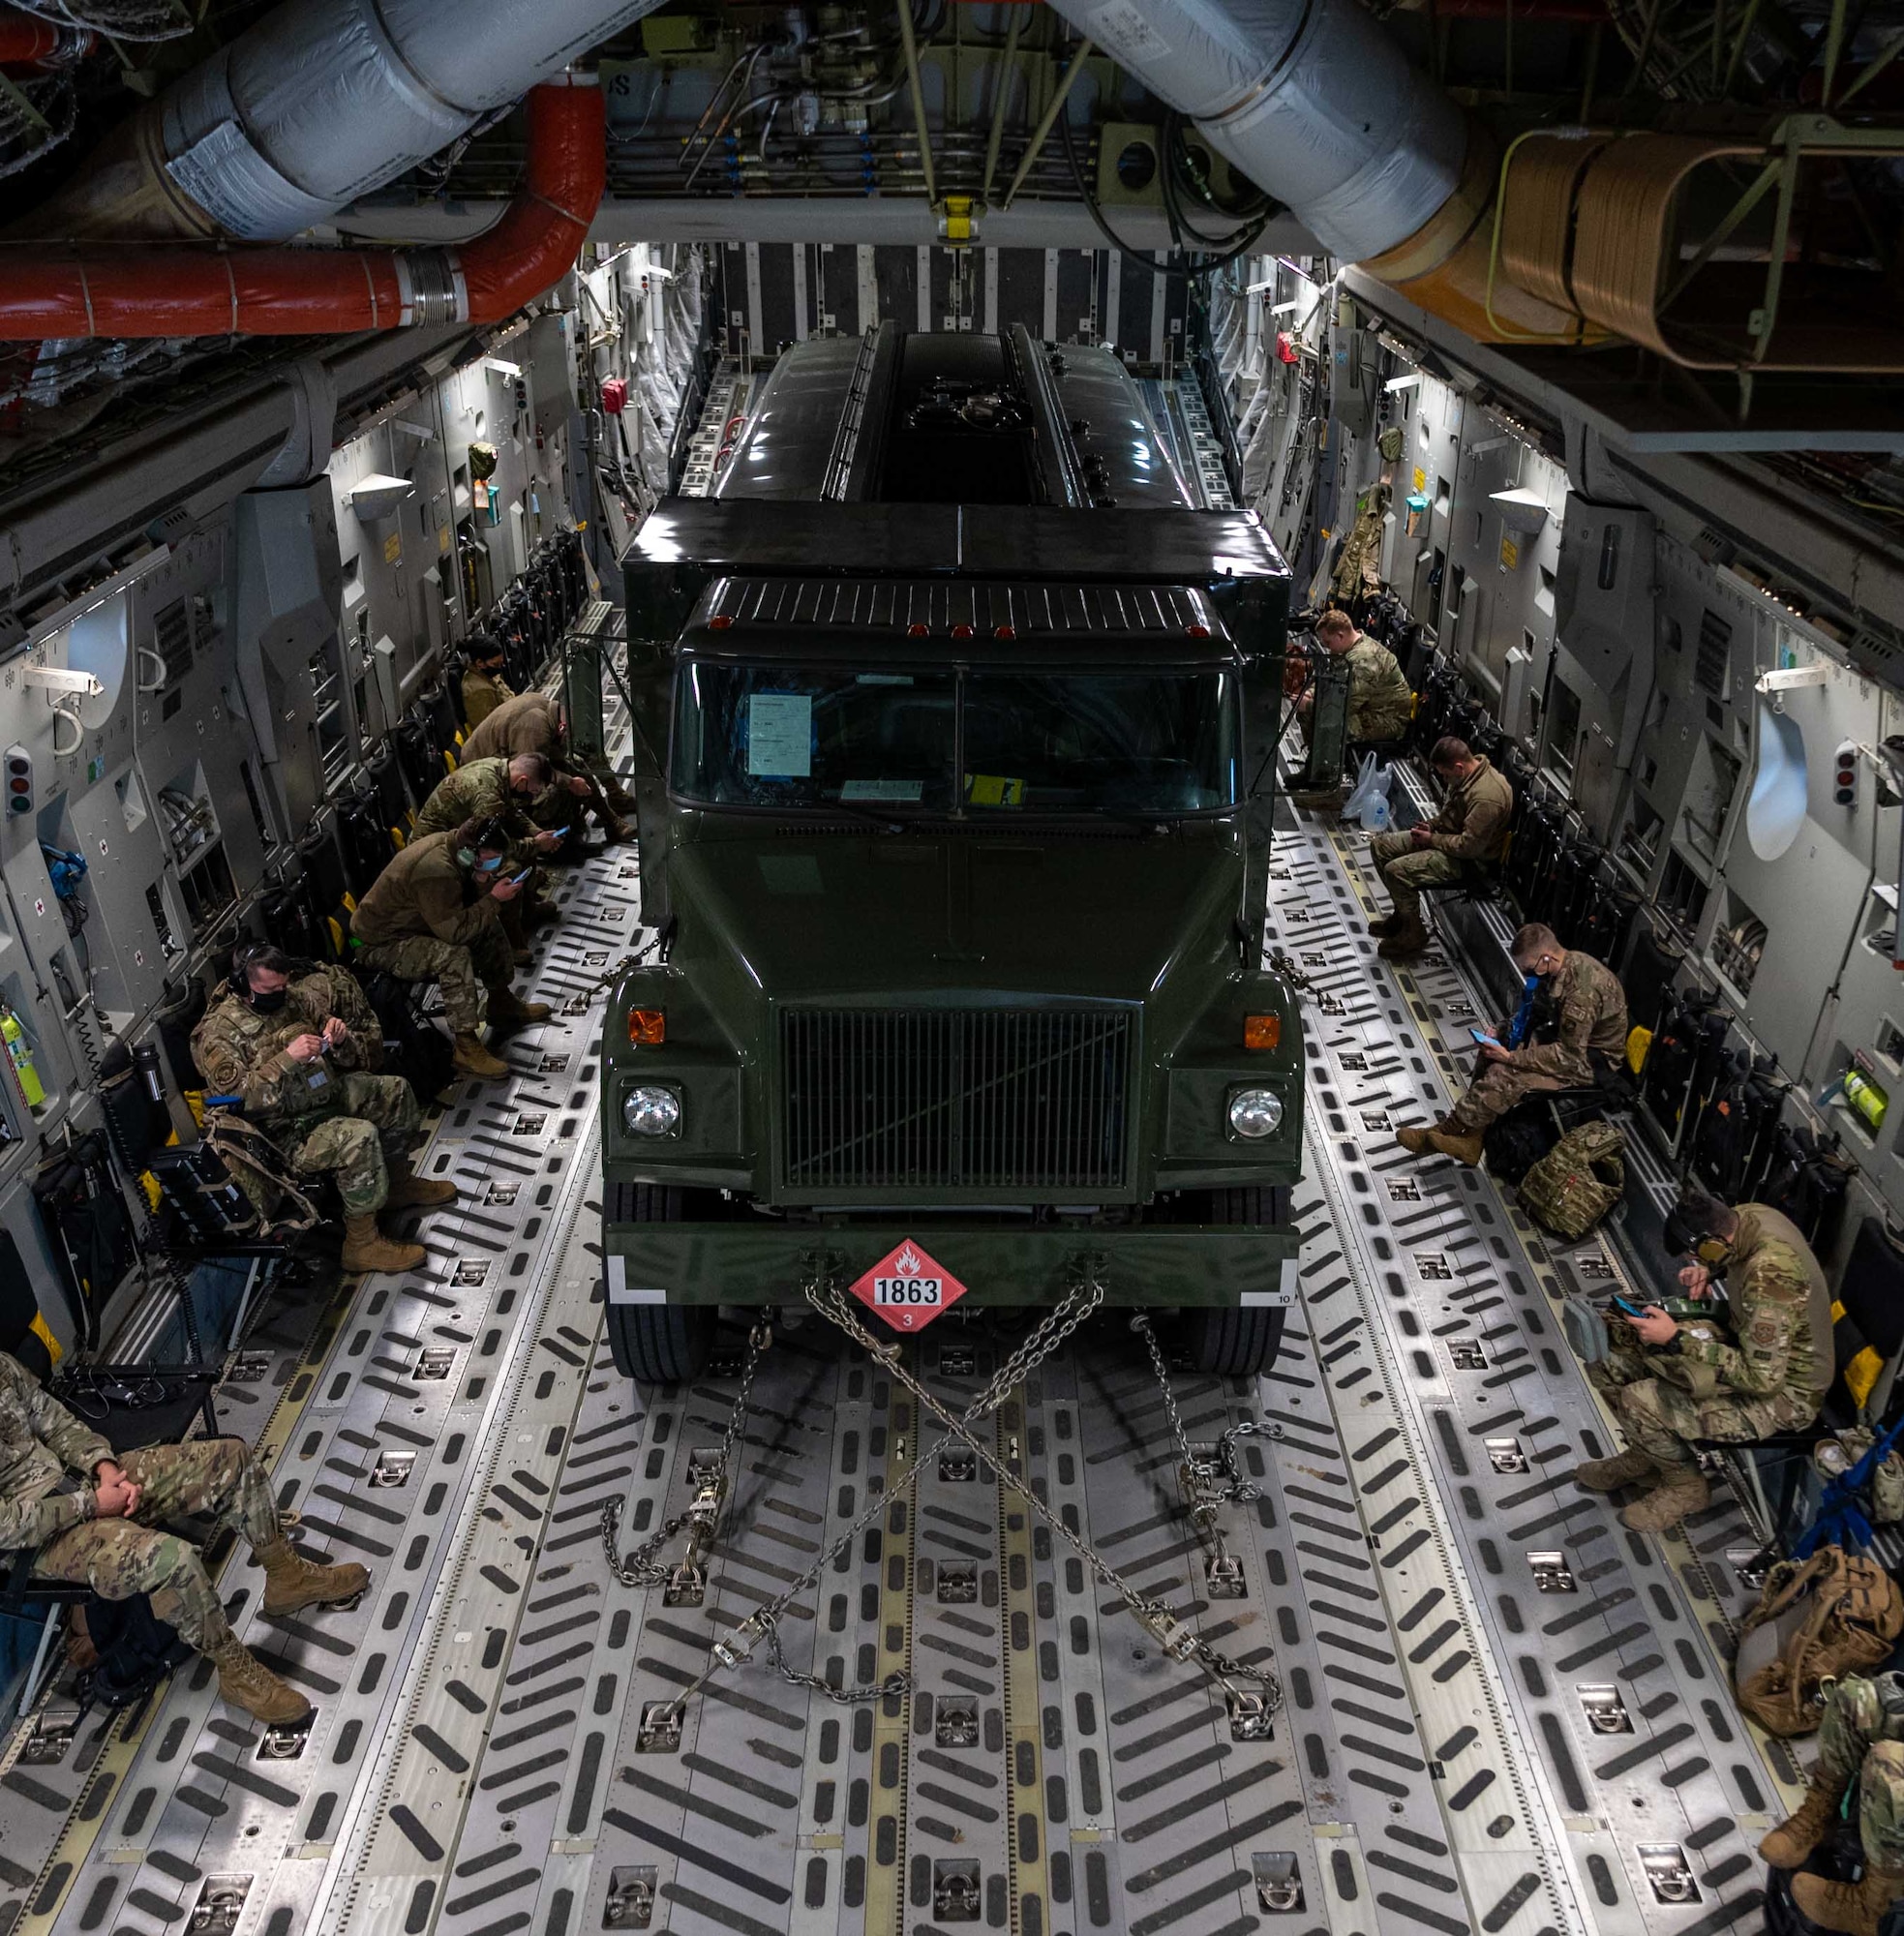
[780,1007,1133,1193]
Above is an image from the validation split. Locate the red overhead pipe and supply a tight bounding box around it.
[0,77,604,341]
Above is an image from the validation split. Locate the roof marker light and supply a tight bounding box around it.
[951,622,975,640]
[709,614,734,630]
[907,621,930,637]
[994,623,1016,640]
[1186,622,1211,638]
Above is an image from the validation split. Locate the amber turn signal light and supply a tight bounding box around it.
[1244,1014,1280,1049]
[628,1008,667,1045]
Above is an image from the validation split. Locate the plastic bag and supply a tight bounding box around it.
[1342,754,1394,831]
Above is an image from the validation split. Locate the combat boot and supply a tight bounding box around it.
[1791,1861,1904,1936]
[452,1031,510,1078]
[525,897,559,929]
[1762,1775,1850,1868]
[207,1633,311,1726]
[1427,1127,1484,1165]
[488,985,553,1026]
[341,1214,426,1276]
[602,816,637,846]
[1396,1120,1452,1155]
[1377,920,1431,960]
[1619,1464,1709,1531]
[1367,912,1405,937]
[1572,1447,1658,1493]
[383,1158,458,1209]
[256,1536,370,1616]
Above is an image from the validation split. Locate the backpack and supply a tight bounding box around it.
[1734,1545,1904,1737]
[1483,1106,1558,1186]
[75,1593,193,1711]
[1518,1119,1626,1240]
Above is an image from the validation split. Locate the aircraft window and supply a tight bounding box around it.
[66,594,129,729]
[1745,701,1807,862]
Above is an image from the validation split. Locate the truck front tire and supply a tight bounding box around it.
[603,1182,715,1384]
[1183,1187,1289,1376]
[1183,1304,1284,1377]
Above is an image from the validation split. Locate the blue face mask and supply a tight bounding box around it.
[475,855,502,874]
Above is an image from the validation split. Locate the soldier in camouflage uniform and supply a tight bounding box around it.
[411,752,563,953]
[460,632,515,731]
[1571,1188,1830,1532]
[1761,1672,1904,1933]
[349,822,551,1081]
[1291,611,1416,807]
[0,1350,364,1726]
[459,691,634,846]
[193,945,457,1275]
[1397,923,1628,1165]
[1367,737,1514,959]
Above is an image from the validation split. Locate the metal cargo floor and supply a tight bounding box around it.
[0,789,1796,1936]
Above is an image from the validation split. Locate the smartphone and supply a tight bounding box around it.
[1611,1294,1647,1316]
[509,867,533,886]
[1468,1027,1502,1048]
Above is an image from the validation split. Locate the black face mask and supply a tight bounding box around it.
[248,987,287,1015]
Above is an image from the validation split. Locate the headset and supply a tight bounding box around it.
[1661,1200,1734,1268]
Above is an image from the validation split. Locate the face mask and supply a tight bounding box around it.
[248,986,287,1014]
[475,855,502,874]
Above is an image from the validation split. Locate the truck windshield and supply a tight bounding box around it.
[672,660,1240,815]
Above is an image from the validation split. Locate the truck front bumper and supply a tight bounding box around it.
[602,1222,1299,1311]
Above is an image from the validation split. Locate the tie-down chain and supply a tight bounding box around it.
[613,1261,1103,1748]
[610,1257,1283,1748]
[599,1316,772,1605]
[1130,1309,1281,1608]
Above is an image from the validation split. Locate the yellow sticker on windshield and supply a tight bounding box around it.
[965,774,1025,807]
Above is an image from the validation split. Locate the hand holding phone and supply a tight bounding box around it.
[1468,1027,1502,1048]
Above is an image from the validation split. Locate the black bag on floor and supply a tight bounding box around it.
[1483,1104,1559,1186]
[355,970,457,1104]
[77,1593,193,1709]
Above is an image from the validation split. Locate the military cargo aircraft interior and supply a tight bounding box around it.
[9,3,1904,1935]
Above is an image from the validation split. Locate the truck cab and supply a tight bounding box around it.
[601,327,1304,1381]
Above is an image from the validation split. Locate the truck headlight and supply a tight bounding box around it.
[623,1085,681,1137]
[1227,1087,1284,1140]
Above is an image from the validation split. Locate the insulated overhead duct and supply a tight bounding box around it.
[19,0,667,241]
[0,78,604,339]
[1040,0,1578,341]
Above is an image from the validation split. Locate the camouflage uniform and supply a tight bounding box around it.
[1588,1202,1830,1467]
[411,755,546,851]
[349,830,514,1033]
[1369,755,1514,923]
[460,691,632,826]
[1344,634,1414,743]
[461,665,515,731]
[1807,1675,1904,1870]
[0,1354,278,1653]
[1445,949,1629,1133]
[192,967,420,1218]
